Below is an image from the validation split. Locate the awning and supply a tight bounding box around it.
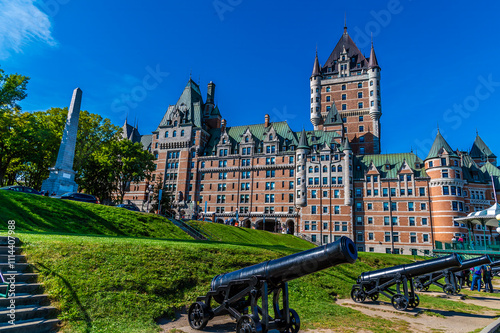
[454,203,500,227]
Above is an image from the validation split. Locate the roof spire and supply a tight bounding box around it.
[368,38,380,69]
[344,12,347,33]
[298,128,309,149]
[311,51,322,77]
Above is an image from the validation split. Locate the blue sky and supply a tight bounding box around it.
[2,0,500,159]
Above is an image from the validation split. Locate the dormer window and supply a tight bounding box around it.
[222,138,226,144]
[269,134,273,140]
[174,120,178,126]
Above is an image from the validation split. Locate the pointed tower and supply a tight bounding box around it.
[470,133,496,166]
[311,24,382,155]
[296,129,309,208]
[310,51,323,130]
[368,41,381,154]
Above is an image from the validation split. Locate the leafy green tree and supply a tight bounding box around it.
[114,139,155,204]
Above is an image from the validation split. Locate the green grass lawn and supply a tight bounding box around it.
[186,220,312,251]
[17,233,423,333]
[0,191,190,239]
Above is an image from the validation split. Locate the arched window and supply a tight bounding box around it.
[331,165,336,172]
[323,166,327,173]
[174,120,178,126]
[165,131,168,138]
[173,130,177,137]
[308,166,313,173]
[314,166,319,173]
[245,136,249,143]
[269,134,273,140]
[338,165,343,172]
[181,130,184,137]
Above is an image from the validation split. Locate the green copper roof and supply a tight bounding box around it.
[204,121,297,155]
[158,79,204,128]
[297,129,308,149]
[323,103,343,126]
[426,130,457,160]
[353,153,426,179]
[470,135,496,159]
[481,162,500,190]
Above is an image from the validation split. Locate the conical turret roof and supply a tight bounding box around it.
[470,134,496,159]
[368,42,379,69]
[426,130,457,160]
[297,129,309,149]
[311,52,322,77]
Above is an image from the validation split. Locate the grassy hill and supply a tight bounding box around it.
[18,233,420,333]
[0,191,190,239]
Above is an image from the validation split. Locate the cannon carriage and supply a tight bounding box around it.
[412,255,490,295]
[351,254,462,311]
[188,236,358,333]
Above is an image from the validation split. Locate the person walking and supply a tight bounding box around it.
[471,265,483,291]
[483,265,494,293]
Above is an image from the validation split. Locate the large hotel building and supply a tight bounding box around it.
[121,26,500,254]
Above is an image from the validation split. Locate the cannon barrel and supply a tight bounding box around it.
[449,255,490,273]
[358,253,462,283]
[490,260,500,268]
[211,236,357,291]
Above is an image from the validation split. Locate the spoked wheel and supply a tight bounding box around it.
[413,280,424,291]
[188,301,210,330]
[351,286,366,303]
[280,308,300,333]
[443,284,455,295]
[236,314,263,333]
[369,292,379,302]
[408,295,420,308]
[456,284,462,293]
[391,294,409,311]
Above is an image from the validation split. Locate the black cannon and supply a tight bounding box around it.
[188,236,358,333]
[351,254,462,311]
[412,255,490,294]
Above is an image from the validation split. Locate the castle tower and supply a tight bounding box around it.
[311,25,382,155]
[343,138,352,206]
[296,129,309,207]
[368,41,381,154]
[424,130,465,243]
[310,52,322,130]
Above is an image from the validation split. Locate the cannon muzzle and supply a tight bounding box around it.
[449,255,490,273]
[211,236,357,291]
[358,253,462,283]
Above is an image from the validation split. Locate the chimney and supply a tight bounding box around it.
[264,114,270,128]
[221,119,226,132]
[207,81,215,104]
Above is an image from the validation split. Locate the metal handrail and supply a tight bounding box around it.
[184,221,222,241]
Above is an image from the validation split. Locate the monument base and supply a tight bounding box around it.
[41,168,78,196]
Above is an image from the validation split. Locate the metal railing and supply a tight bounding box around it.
[184,221,222,242]
[166,215,208,240]
[0,272,11,298]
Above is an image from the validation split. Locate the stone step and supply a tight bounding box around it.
[0,284,42,295]
[0,274,38,284]
[0,306,56,324]
[0,256,26,264]
[0,264,31,274]
[0,239,19,247]
[0,249,22,256]
[0,318,59,332]
[0,294,49,309]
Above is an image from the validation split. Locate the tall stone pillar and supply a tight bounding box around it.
[41,88,82,195]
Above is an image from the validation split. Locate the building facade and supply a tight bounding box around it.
[121,26,500,254]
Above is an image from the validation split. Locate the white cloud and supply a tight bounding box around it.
[0,0,57,60]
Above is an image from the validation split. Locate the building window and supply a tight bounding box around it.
[393,232,399,242]
[384,216,389,225]
[342,104,346,110]
[342,84,346,90]
[443,186,449,195]
[442,169,449,178]
[326,96,331,102]
[358,92,363,98]
[358,102,363,109]
[359,126,364,132]
[408,202,414,211]
[409,217,415,226]
[360,147,365,154]
[385,232,391,242]
[422,218,428,225]
[341,94,346,100]
[423,234,429,242]
[173,130,177,137]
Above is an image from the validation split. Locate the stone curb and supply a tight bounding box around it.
[481,316,500,333]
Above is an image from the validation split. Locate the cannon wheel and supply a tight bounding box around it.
[280,308,300,333]
[236,314,263,333]
[413,280,424,291]
[391,294,409,311]
[369,293,379,302]
[351,286,366,303]
[409,295,420,308]
[455,284,461,293]
[188,301,210,330]
[443,284,455,295]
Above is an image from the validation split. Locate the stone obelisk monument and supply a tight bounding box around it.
[41,88,82,195]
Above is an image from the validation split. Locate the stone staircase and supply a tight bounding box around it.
[0,237,59,332]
